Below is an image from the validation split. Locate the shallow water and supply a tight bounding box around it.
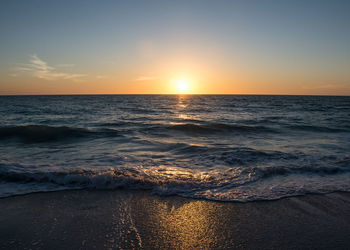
[0,95,349,201]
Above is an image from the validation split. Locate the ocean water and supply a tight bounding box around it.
[0,95,349,201]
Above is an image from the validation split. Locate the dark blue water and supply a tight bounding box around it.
[0,95,349,201]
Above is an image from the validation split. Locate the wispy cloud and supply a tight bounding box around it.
[14,54,86,81]
[96,75,110,79]
[56,63,75,68]
[302,83,347,90]
[134,76,158,81]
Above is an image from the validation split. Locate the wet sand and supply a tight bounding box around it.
[0,190,349,249]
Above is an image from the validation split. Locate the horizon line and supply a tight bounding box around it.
[1,93,350,97]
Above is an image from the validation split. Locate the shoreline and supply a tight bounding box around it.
[1,188,350,203]
[0,190,349,249]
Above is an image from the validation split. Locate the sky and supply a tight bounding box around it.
[0,0,349,95]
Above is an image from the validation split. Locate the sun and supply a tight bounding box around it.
[176,79,190,94]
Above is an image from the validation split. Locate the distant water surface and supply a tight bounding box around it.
[0,95,349,201]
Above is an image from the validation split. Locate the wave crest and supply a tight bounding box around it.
[167,122,276,134]
[0,125,89,143]
[1,162,349,201]
[0,125,122,143]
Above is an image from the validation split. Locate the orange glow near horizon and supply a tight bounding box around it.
[1,46,349,96]
[1,69,350,96]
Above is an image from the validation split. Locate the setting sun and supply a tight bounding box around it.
[175,79,190,94]
[177,80,189,93]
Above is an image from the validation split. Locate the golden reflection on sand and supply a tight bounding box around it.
[152,200,225,249]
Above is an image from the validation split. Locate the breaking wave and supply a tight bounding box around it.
[1,161,349,201]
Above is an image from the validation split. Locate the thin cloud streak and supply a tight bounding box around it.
[14,55,86,81]
[96,75,109,79]
[56,63,75,68]
[302,83,348,90]
[134,76,158,81]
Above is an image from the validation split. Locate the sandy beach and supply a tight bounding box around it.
[0,190,349,249]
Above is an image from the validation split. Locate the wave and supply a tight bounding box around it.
[166,122,277,134]
[0,122,277,143]
[287,124,348,133]
[1,162,349,201]
[162,145,301,165]
[254,164,350,178]
[0,125,89,143]
[0,167,212,193]
[0,125,121,143]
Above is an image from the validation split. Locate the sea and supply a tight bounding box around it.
[0,95,349,202]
